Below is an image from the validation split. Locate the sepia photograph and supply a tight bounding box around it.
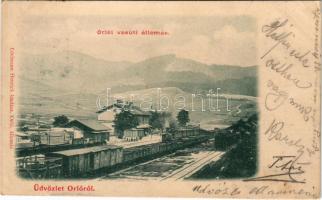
[15,15,258,181]
[1,1,320,198]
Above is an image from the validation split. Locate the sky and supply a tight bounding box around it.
[20,15,257,66]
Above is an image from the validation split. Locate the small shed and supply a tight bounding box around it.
[123,128,145,141]
[40,132,65,145]
[16,132,33,149]
[66,119,110,144]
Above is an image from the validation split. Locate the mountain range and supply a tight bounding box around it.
[19,51,257,95]
[18,51,257,119]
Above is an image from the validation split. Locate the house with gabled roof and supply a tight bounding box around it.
[65,119,110,144]
[96,100,151,139]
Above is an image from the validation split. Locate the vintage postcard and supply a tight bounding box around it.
[0,1,320,198]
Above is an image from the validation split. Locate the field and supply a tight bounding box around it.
[18,87,257,129]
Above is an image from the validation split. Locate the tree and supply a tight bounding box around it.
[168,117,177,133]
[177,109,190,126]
[149,111,165,130]
[53,115,69,127]
[114,110,139,138]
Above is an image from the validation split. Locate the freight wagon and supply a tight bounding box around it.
[122,142,169,163]
[162,126,204,142]
[16,155,63,179]
[121,135,209,164]
[174,126,200,138]
[46,145,123,177]
[24,131,213,178]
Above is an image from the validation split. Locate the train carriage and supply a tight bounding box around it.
[116,148,123,164]
[16,155,63,179]
[46,145,123,177]
[110,148,116,166]
[37,126,211,178]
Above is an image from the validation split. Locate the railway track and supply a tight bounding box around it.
[98,155,163,180]
[161,151,224,181]
[99,151,224,181]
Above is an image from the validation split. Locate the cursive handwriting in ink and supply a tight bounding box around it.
[264,119,305,156]
[192,184,241,196]
[265,80,288,111]
[265,80,314,122]
[244,155,309,183]
[263,118,317,157]
[288,98,313,122]
[312,8,321,72]
[262,19,312,68]
[261,19,293,59]
[265,58,312,89]
[249,185,318,198]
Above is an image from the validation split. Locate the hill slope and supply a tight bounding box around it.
[18,51,258,120]
[20,52,257,95]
